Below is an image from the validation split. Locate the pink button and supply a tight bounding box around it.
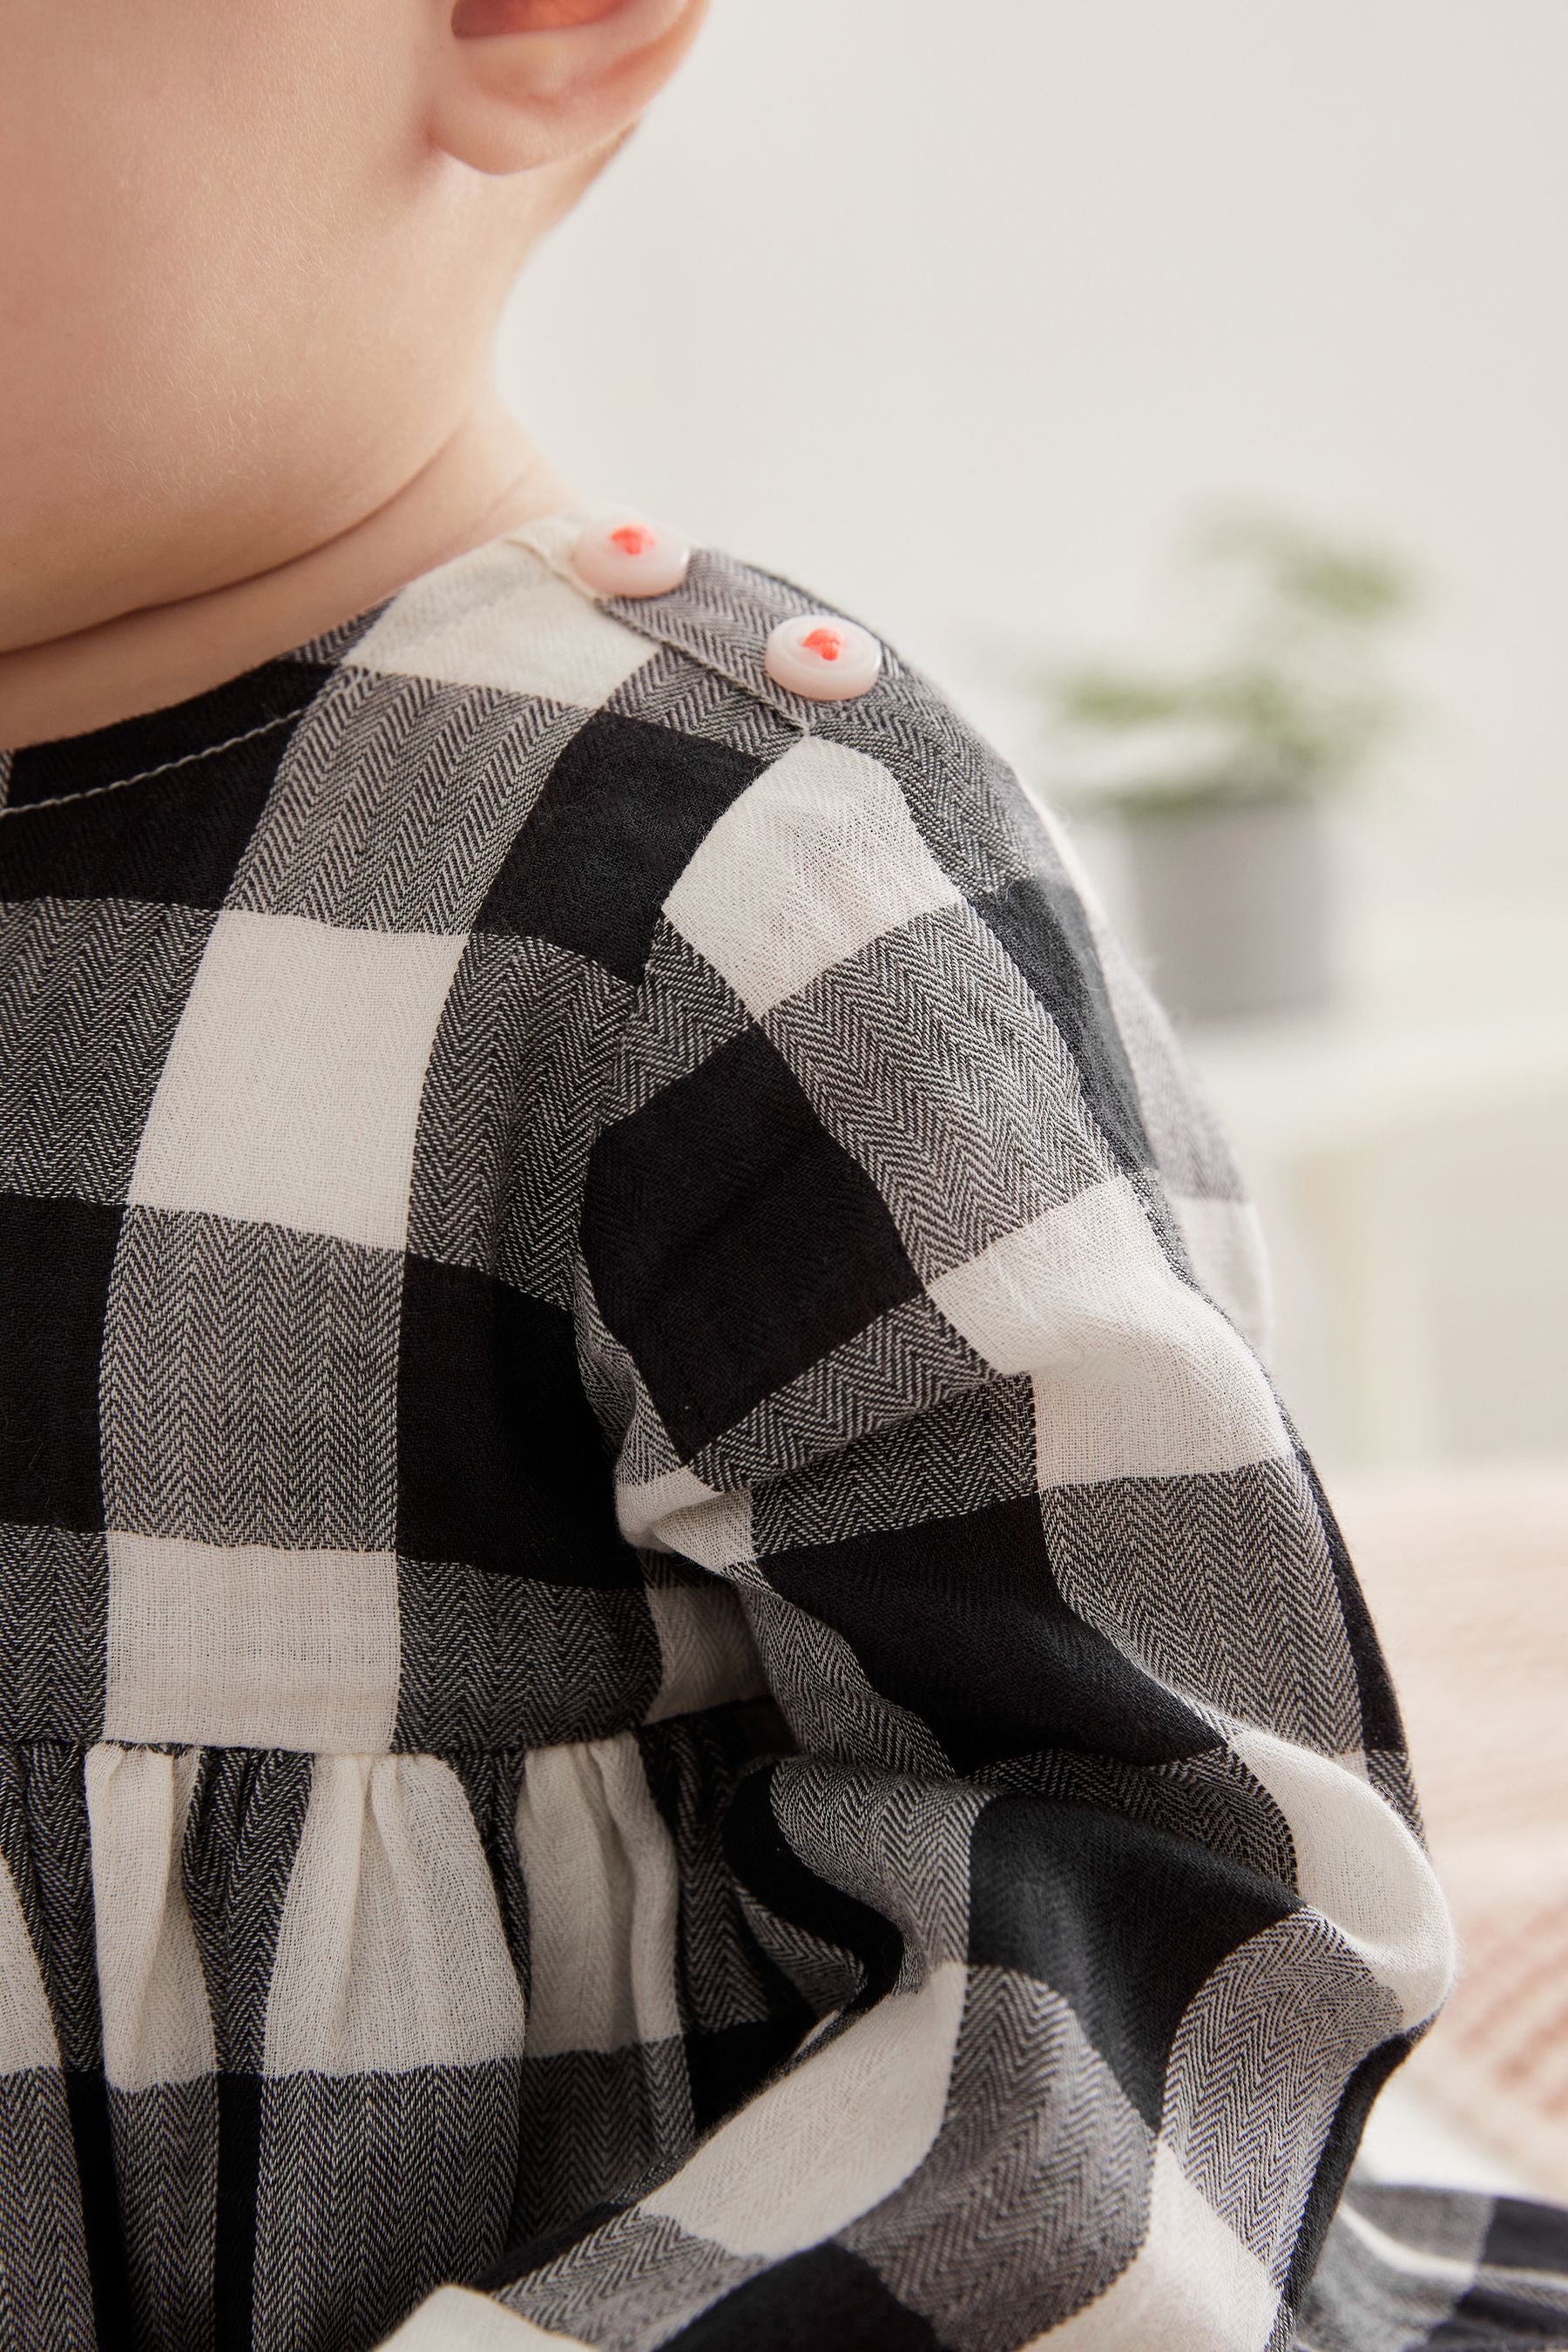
[571,513,692,599]
[764,613,883,702]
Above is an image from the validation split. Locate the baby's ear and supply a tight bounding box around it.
[431,0,706,177]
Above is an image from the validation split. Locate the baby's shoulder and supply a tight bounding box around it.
[328,514,1076,955]
[519,517,1062,914]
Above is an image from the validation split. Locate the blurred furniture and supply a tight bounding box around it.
[1181,887,1568,2192]
[1335,1461,1568,2200]
[1185,893,1568,1465]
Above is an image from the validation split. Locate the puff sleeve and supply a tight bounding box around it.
[389,691,1453,2352]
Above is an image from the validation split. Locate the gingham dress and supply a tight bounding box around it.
[2,519,1565,2352]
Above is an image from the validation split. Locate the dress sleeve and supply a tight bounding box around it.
[389,712,1454,2352]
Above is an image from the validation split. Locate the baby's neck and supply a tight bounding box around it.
[0,399,573,749]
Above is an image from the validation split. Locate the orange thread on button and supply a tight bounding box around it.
[609,524,657,558]
[801,626,844,662]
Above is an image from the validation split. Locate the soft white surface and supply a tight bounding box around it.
[1359,2079,1538,2198]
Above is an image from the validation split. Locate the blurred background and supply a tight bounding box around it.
[502,0,1568,2199]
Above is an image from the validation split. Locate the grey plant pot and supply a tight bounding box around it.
[1121,793,1337,1024]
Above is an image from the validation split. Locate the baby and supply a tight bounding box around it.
[1,4,1549,2350]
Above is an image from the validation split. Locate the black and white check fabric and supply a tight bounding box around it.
[1299,2182,1568,2349]
[1,517,1563,2352]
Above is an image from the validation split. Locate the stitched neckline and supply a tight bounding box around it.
[0,644,367,815]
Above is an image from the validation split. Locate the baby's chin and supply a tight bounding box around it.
[0,483,147,659]
[0,443,335,664]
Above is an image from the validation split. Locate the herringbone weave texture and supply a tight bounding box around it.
[0,518,1560,2351]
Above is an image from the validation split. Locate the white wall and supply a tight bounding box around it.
[502,1,1568,1469]
[503,0,1568,899]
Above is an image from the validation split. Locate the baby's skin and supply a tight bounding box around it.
[0,0,708,748]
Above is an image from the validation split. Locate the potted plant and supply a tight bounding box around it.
[1037,513,1416,1023]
